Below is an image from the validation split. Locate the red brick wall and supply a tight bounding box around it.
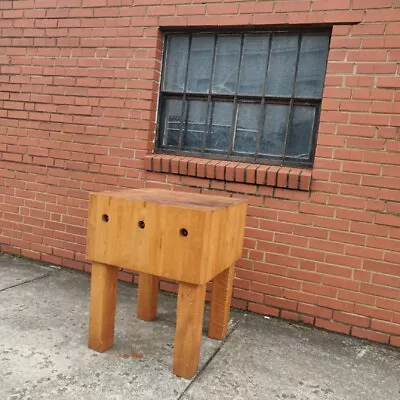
[0,0,399,346]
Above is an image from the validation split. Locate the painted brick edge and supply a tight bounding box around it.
[144,154,312,191]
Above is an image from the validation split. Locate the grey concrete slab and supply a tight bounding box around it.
[1,254,400,400]
[0,263,229,400]
[0,254,52,291]
[183,315,400,400]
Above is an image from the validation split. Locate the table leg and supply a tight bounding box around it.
[208,264,235,340]
[88,262,118,352]
[173,282,206,379]
[137,272,159,321]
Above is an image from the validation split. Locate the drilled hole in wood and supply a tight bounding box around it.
[138,220,145,229]
[102,214,109,222]
[180,228,188,237]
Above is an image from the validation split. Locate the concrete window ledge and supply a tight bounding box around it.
[144,154,312,191]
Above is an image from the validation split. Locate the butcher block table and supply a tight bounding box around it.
[86,188,247,378]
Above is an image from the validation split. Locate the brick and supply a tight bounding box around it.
[239,2,273,14]
[353,0,392,8]
[215,161,228,180]
[298,304,333,319]
[323,275,360,291]
[376,298,400,313]
[371,320,400,336]
[333,311,370,328]
[252,282,284,297]
[365,10,400,22]
[377,77,400,89]
[233,288,263,304]
[361,283,400,300]
[252,13,288,25]
[274,1,311,12]
[356,63,397,75]
[248,303,279,317]
[317,260,354,277]
[178,157,190,175]
[354,304,393,321]
[243,165,256,185]
[287,269,322,284]
[170,157,180,174]
[318,297,354,312]
[372,273,400,289]
[390,336,400,347]
[207,3,238,15]
[264,295,297,311]
[315,318,351,335]
[303,283,337,298]
[280,310,300,321]
[286,169,300,190]
[255,166,268,185]
[351,327,389,344]
[323,11,364,24]
[226,182,257,195]
[312,0,350,11]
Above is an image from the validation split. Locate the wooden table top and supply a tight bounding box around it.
[93,188,245,211]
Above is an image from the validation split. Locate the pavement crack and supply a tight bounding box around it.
[0,272,53,292]
[177,315,245,400]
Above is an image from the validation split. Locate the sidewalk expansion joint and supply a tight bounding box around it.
[177,315,245,400]
[0,272,53,293]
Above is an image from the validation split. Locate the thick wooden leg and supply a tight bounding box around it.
[208,264,235,340]
[88,262,118,352]
[173,283,206,379]
[137,272,159,321]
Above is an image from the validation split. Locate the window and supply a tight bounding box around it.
[157,30,330,168]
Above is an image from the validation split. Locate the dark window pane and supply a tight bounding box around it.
[206,101,233,152]
[265,34,298,97]
[295,34,330,99]
[161,99,183,147]
[163,35,189,93]
[212,35,241,95]
[182,100,208,149]
[286,105,316,159]
[238,35,269,96]
[233,103,260,154]
[259,104,289,157]
[187,35,214,93]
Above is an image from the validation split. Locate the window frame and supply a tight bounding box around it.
[155,28,332,169]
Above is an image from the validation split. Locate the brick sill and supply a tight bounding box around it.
[144,154,312,191]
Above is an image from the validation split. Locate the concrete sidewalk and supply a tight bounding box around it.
[0,253,399,400]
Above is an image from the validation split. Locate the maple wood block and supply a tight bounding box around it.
[173,282,206,379]
[87,189,247,285]
[87,188,247,379]
[208,264,235,340]
[88,262,118,352]
[137,272,159,321]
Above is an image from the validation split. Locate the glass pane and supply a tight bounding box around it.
[212,35,241,95]
[233,103,260,154]
[238,35,269,96]
[259,104,289,157]
[206,101,233,152]
[265,34,298,97]
[161,99,183,147]
[295,34,330,99]
[286,105,316,159]
[163,35,189,93]
[187,35,214,93]
[182,100,208,149]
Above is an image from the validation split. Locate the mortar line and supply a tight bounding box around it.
[177,315,245,400]
[0,272,53,293]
